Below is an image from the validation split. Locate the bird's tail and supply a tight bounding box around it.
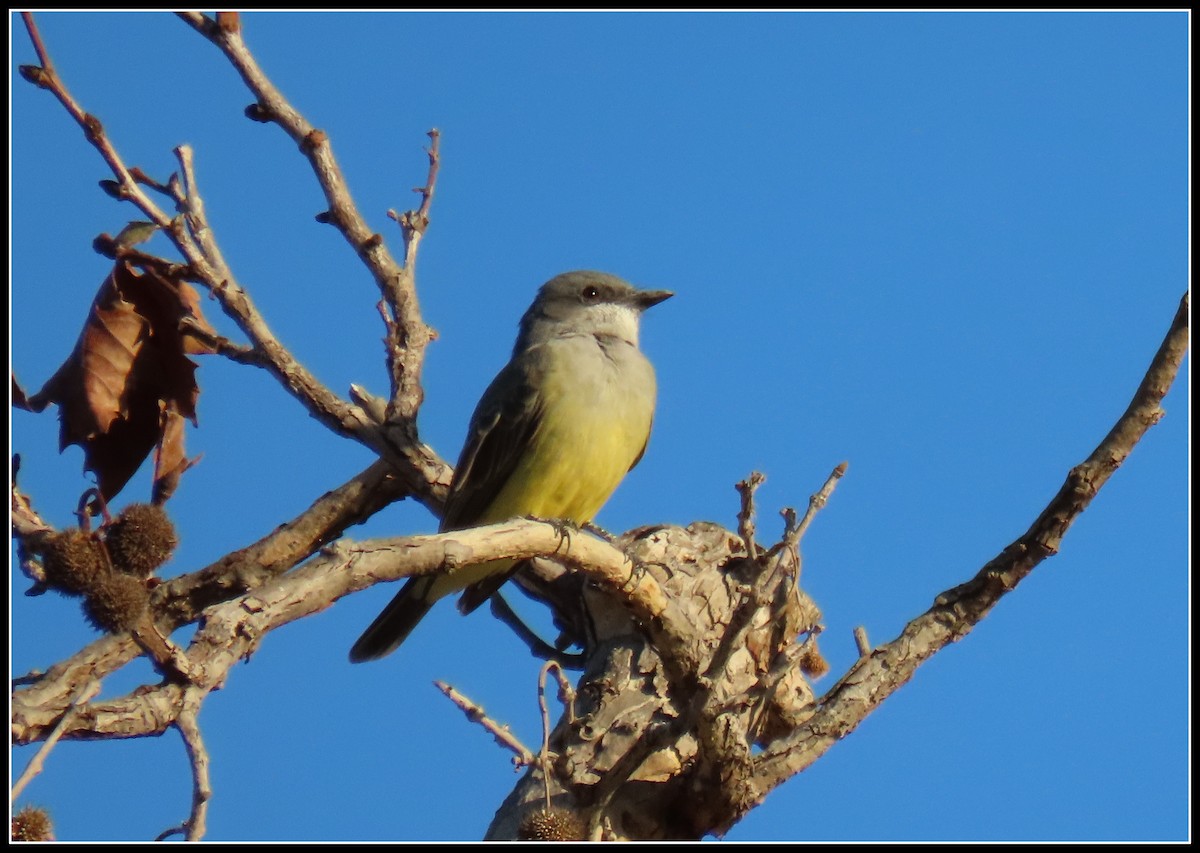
[348,575,437,663]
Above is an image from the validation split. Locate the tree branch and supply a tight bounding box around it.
[435,680,536,768]
[10,679,101,802]
[18,13,454,514]
[12,458,421,735]
[17,15,378,443]
[746,292,1190,825]
[734,471,765,559]
[174,694,212,842]
[13,518,672,744]
[177,11,436,423]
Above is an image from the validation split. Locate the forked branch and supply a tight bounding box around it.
[744,292,1189,829]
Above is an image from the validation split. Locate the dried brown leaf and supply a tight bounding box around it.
[152,403,200,505]
[28,261,216,502]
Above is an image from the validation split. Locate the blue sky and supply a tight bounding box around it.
[9,11,1189,842]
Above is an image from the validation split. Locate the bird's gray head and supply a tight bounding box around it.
[514,271,672,354]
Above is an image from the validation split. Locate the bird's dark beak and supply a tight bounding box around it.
[633,289,674,311]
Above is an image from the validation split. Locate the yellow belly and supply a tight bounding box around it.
[431,336,656,600]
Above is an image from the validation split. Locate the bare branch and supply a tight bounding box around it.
[792,461,847,548]
[14,518,668,745]
[177,12,436,422]
[384,128,442,418]
[410,129,442,234]
[12,458,420,739]
[541,662,577,725]
[17,14,379,447]
[747,292,1190,823]
[435,680,535,767]
[853,626,870,658]
[169,143,375,437]
[175,694,213,841]
[536,660,577,808]
[11,460,52,585]
[19,14,180,236]
[734,472,765,559]
[10,679,101,802]
[17,12,458,529]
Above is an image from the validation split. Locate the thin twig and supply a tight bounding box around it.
[388,127,442,243]
[747,293,1190,832]
[10,679,101,802]
[174,695,212,841]
[707,464,840,684]
[543,662,577,725]
[19,15,181,236]
[766,462,848,587]
[128,164,182,200]
[17,14,375,446]
[734,472,766,559]
[412,129,441,231]
[91,241,193,280]
[435,680,535,767]
[10,461,41,530]
[384,128,442,417]
[177,12,436,422]
[177,317,262,364]
[19,11,52,70]
[853,626,871,658]
[536,665,555,809]
[535,661,578,809]
[791,461,848,547]
[12,458,418,744]
[154,823,187,841]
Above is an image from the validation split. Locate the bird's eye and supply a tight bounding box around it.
[581,286,600,302]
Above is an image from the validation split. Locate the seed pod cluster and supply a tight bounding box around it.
[83,572,151,633]
[517,807,587,842]
[11,805,54,842]
[39,528,109,596]
[104,503,178,579]
[798,643,830,678]
[34,503,177,635]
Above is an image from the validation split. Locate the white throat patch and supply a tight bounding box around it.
[583,302,641,346]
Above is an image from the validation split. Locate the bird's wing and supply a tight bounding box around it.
[456,559,530,614]
[349,353,547,661]
[441,349,546,533]
[442,349,549,614]
[627,415,653,472]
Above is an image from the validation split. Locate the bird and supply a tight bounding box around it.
[349,270,672,662]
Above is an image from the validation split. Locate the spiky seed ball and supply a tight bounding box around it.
[799,645,830,678]
[39,528,109,596]
[517,807,587,841]
[83,573,150,634]
[105,503,178,578]
[12,805,54,841]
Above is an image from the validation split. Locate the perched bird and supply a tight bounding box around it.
[349,271,672,662]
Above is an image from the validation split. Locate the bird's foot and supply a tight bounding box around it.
[527,516,579,553]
